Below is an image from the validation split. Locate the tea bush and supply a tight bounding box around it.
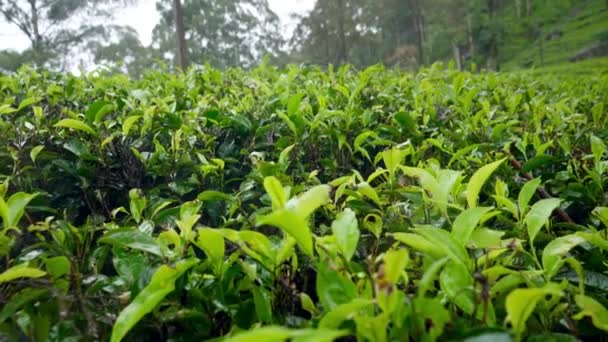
[1,63,607,341]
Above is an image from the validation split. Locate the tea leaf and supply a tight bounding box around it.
[110,259,197,342]
[264,176,287,210]
[518,178,542,218]
[319,298,374,329]
[525,198,561,245]
[452,206,493,244]
[573,295,608,332]
[0,263,46,284]
[331,208,359,261]
[467,158,506,208]
[194,228,225,276]
[54,119,97,135]
[505,286,562,337]
[99,228,162,256]
[542,234,586,278]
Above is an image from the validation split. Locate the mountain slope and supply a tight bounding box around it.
[500,0,608,70]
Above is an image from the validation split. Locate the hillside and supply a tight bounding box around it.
[500,0,608,70]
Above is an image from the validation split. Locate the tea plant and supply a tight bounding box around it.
[0,63,607,341]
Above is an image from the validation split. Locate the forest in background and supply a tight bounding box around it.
[1,0,607,76]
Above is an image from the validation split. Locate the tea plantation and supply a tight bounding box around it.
[1,64,607,341]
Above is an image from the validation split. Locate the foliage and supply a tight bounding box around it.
[0,62,607,341]
[0,0,137,71]
[152,0,284,69]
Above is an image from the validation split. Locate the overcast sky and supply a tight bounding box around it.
[0,0,316,52]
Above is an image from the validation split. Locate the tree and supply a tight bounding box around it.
[291,0,371,66]
[172,0,188,70]
[336,0,347,64]
[0,0,135,70]
[408,0,425,65]
[367,0,421,67]
[153,0,283,69]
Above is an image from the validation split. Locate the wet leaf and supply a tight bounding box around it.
[331,208,359,261]
[110,259,197,342]
[467,158,506,208]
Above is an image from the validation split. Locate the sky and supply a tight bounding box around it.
[0,0,316,52]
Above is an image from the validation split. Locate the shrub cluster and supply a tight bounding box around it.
[1,64,607,341]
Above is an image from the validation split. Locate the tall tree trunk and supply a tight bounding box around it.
[467,14,475,58]
[27,0,43,66]
[515,0,521,18]
[526,0,532,16]
[487,0,500,71]
[538,23,544,66]
[409,0,424,66]
[336,0,347,64]
[452,42,462,70]
[173,0,189,70]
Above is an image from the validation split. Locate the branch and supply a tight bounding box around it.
[50,25,104,49]
[0,1,33,40]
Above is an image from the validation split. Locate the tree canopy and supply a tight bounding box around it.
[0,0,137,71]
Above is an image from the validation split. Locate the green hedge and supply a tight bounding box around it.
[1,63,607,341]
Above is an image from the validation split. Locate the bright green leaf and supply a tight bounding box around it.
[287,93,305,117]
[467,158,506,208]
[393,232,445,259]
[415,227,469,267]
[224,327,292,342]
[418,257,449,297]
[363,213,383,238]
[286,184,331,218]
[518,178,541,218]
[400,166,439,196]
[122,115,142,136]
[356,182,382,206]
[99,228,161,256]
[382,146,403,177]
[452,207,494,244]
[0,192,38,230]
[30,145,44,163]
[573,295,608,332]
[469,228,505,248]
[0,263,46,284]
[590,135,606,163]
[505,286,562,337]
[316,261,357,310]
[110,259,196,342]
[525,198,561,245]
[383,248,409,284]
[194,228,225,276]
[17,97,40,111]
[440,261,475,314]
[54,119,97,135]
[264,176,287,210]
[129,189,146,224]
[319,298,374,329]
[44,256,70,278]
[300,293,318,316]
[542,234,586,278]
[224,327,346,342]
[253,286,273,323]
[331,208,359,261]
[258,210,312,256]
